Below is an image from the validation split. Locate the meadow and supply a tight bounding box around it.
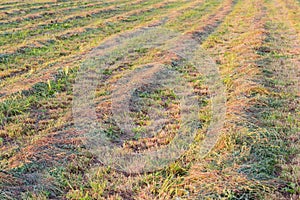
[0,0,299,199]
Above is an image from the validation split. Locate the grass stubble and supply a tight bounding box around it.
[0,0,299,199]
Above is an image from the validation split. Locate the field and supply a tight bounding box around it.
[0,0,299,199]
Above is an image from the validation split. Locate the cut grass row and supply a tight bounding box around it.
[0,0,214,98]
[170,0,299,198]
[156,0,270,198]
[0,0,147,48]
[0,0,226,147]
[0,0,178,81]
[0,0,127,31]
[1,0,299,199]
[252,0,299,197]
[0,0,98,20]
[0,0,234,198]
